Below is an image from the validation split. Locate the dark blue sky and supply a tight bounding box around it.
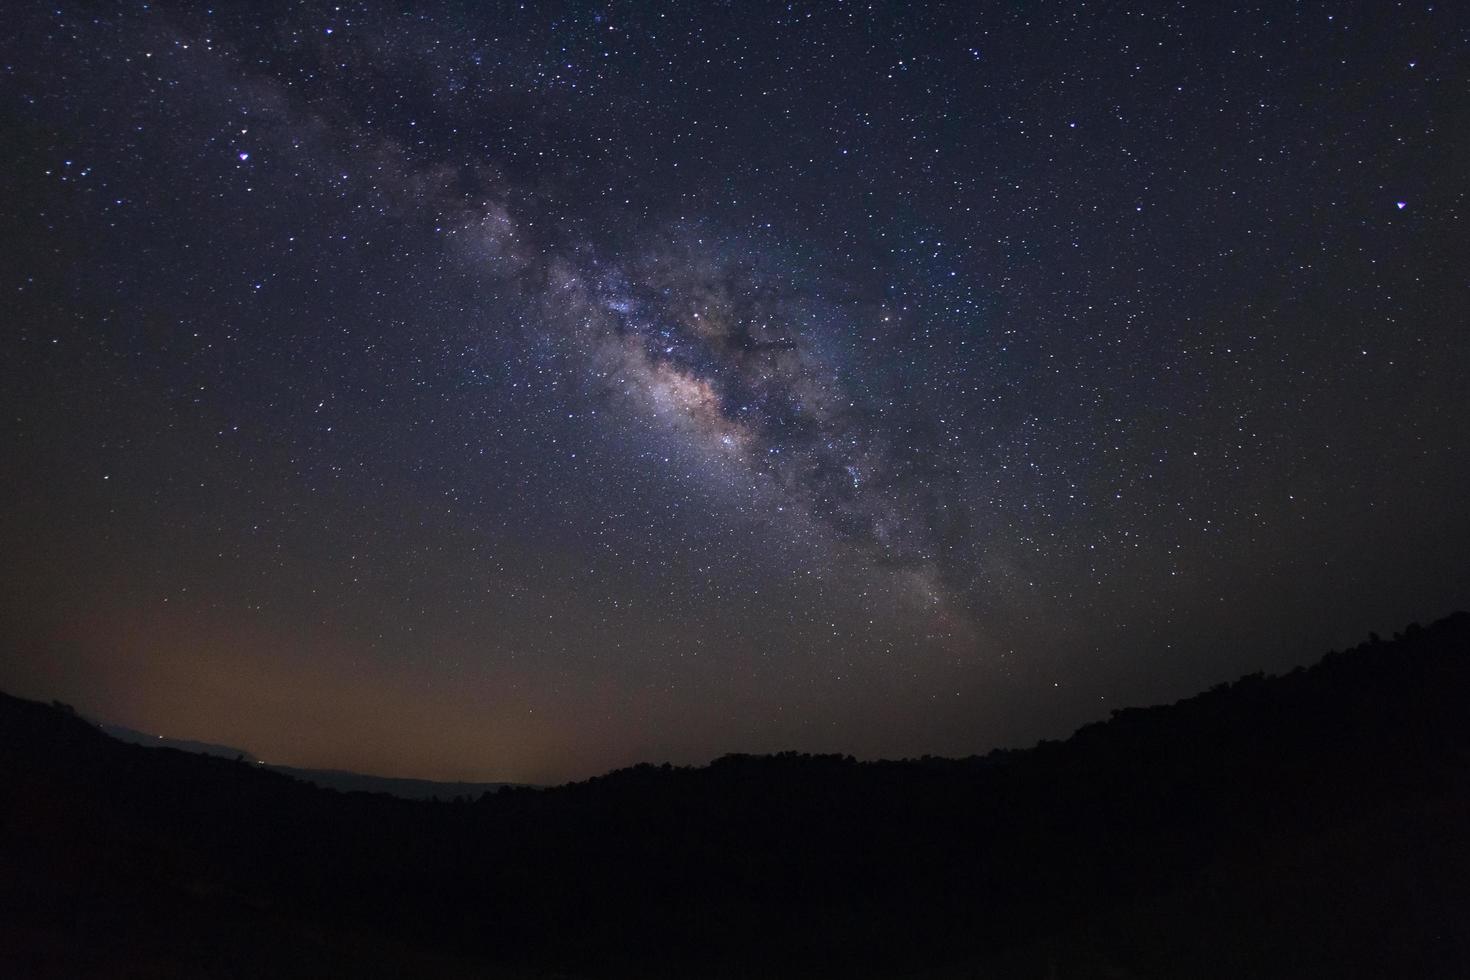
[2,1,1466,783]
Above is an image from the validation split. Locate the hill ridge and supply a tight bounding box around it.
[2,613,1467,978]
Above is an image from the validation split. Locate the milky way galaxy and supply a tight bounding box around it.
[2,2,1466,783]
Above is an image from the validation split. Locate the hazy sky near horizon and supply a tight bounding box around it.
[2,1,1467,783]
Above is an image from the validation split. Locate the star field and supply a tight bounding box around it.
[1,1,1466,783]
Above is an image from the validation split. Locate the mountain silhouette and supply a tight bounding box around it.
[2,613,1468,978]
[99,724,259,763]
[97,723,521,800]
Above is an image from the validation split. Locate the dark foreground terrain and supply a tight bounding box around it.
[3,615,1469,978]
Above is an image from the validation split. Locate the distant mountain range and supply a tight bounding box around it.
[259,765,521,800]
[99,723,521,799]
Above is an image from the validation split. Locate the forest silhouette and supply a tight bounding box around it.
[2,613,1468,978]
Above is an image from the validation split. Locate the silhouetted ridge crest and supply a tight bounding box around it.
[2,613,1467,979]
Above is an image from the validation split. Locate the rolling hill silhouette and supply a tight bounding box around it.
[2,614,1468,978]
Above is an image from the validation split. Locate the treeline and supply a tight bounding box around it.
[2,613,1468,978]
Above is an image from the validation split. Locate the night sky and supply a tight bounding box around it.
[2,2,1466,785]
